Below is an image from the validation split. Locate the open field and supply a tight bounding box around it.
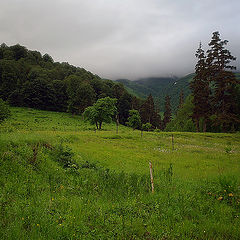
[0,107,240,239]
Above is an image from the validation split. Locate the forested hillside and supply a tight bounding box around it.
[0,43,142,125]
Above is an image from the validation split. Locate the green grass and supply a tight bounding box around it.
[0,107,239,239]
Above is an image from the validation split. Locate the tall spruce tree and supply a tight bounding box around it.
[140,94,161,129]
[177,90,184,111]
[140,94,155,124]
[163,95,171,129]
[206,31,239,132]
[190,42,211,132]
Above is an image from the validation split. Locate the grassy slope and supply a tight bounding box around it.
[0,107,240,239]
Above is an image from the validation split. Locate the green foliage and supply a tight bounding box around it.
[163,95,172,129]
[142,122,152,131]
[51,144,79,169]
[117,92,132,124]
[66,75,96,114]
[83,97,117,129]
[126,109,141,130]
[140,94,161,129]
[165,95,196,132]
[0,99,11,123]
[191,32,239,132]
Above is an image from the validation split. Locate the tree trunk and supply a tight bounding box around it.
[203,118,207,132]
[99,121,102,130]
[195,119,200,132]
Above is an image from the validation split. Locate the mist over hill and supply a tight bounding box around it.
[116,75,193,113]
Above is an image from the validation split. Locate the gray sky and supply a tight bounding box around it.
[0,0,239,80]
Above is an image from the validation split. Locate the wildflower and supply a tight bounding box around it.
[218,196,223,200]
[37,224,40,227]
[228,193,234,197]
[207,192,212,195]
[22,217,24,220]
[224,190,226,192]
[51,197,54,201]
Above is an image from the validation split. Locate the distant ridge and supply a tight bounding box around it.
[116,74,193,113]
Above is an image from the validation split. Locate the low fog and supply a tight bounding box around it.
[0,0,239,80]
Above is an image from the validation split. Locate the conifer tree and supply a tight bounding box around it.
[140,94,155,124]
[206,31,239,131]
[190,42,211,132]
[177,90,184,111]
[163,95,171,129]
[140,94,161,129]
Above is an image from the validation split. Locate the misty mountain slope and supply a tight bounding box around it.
[116,74,193,113]
[115,79,153,98]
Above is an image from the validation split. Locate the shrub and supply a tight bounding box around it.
[51,144,79,169]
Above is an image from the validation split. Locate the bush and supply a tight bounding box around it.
[51,144,79,169]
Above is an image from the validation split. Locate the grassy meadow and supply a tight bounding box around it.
[0,107,240,239]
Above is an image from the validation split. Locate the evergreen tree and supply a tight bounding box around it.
[190,42,211,132]
[140,94,155,124]
[117,92,132,125]
[140,94,161,129]
[163,95,171,129]
[206,31,239,131]
[177,90,184,111]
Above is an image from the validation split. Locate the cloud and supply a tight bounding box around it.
[0,0,239,79]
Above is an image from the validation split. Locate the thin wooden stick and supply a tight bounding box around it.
[149,162,154,193]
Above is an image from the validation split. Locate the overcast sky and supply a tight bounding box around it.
[0,0,239,80]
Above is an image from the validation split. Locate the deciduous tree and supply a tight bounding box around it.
[127,109,141,130]
[83,97,117,130]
